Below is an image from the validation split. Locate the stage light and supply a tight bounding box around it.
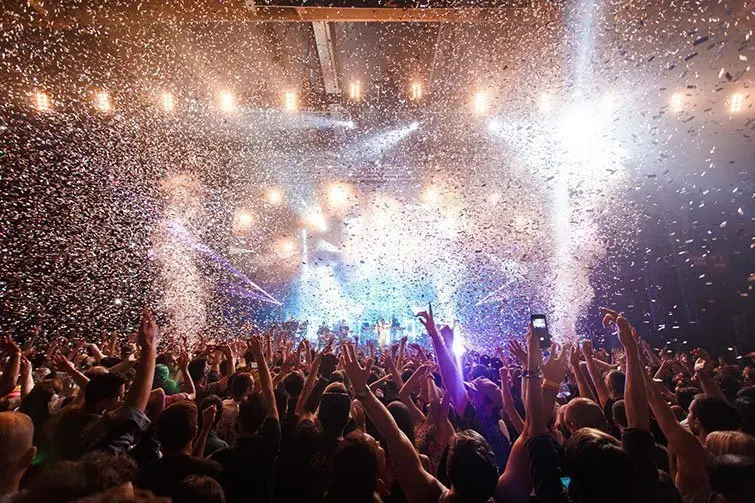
[670,92,684,113]
[409,122,420,131]
[234,209,254,232]
[344,120,355,129]
[327,183,352,209]
[284,91,298,112]
[95,91,111,113]
[488,119,502,132]
[422,186,441,204]
[349,81,362,101]
[539,93,553,112]
[410,81,423,101]
[728,92,744,113]
[161,92,175,112]
[220,91,234,112]
[275,238,297,258]
[266,188,284,205]
[473,91,489,115]
[33,91,50,112]
[600,93,615,114]
[305,209,328,232]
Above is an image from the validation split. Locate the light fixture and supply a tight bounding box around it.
[410,81,423,101]
[95,91,111,112]
[266,188,284,205]
[670,92,684,113]
[33,91,50,112]
[473,91,488,115]
[220,90,234,112]
[161,92,174,112]
[349,81,362,101]
[284,91,298,112]
[728,92,744,113]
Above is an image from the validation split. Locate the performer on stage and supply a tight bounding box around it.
[376,318,390,347]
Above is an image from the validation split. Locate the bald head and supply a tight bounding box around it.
[564,398,611,435]
[0,412,36,496]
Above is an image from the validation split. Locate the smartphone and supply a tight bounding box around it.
[531,314,551,349]
[560,476,572,489]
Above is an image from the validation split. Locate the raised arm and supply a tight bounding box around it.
[581,339,612,408]
[342,343,444,503]
[295,352,321,417]
[417,307,468,416]
[398,364,429,424]
[125,309,159,412]
[691,348,725,400]
[643,372,708,494]
[177,353,196,400]
[569,346,597,402]
[0,336,22,398]
[250,335,278,420]
[499,367,524,435]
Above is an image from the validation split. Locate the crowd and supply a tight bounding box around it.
[1,306,754,503]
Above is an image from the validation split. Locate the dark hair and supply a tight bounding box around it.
[676,387,700,411]
[446,430,498,503]
[736,386,755,399]
[19,382,55,432]
[388,401,415,445]
[219,359,233,378]
[734,397,755,437]
[324,432,380,503]
[158,402,198,452]
[238,393,267,434]
[565,428,633,503]
[606,370,626,397]
[199,395,224,429]
[84,372,126,407]
[708,454,755,503]
[188,358,207,383]
[230,373,254,401]
[283,371,304,397]
[612,400,628,430]
[243,349,256,364]
[319,391,351,437]
[173,474,226,503]
[690,395,742,434]
[274,387,290,418]
[470,364,488,380]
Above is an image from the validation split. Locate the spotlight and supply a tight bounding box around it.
[349,81,362,101]
[473,91,488,115]
[234,210,254,231]
[728,92,744,113]
[422,186,441,204]
[487,119,502,132]
[539,93,553,112]
[327,183,352,209]
[220,90,234,112]
[284,91,298,112]
[275,238,297,258]
[161,92,175,112]
[32,91,50,112]
[409,122,420,131]
[95,91,111,113]
[409,81,423,101]
[305,209,328,232]
[344,120,355,129]
[670,92,684,113]
[266,188,284,205]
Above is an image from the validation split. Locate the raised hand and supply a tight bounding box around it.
[137,309,159,351]
[569,344,582,370]
[52,353,76,374]
[350,399,367,431]
[342,342,373,393]
[581,339,594,359]
[542,342,571,384]
[0,334,21,356]
[507,339,527,365]
[201,404,217,430]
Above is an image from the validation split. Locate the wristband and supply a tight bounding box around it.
[522,368,542,379]
[542,379,560,393]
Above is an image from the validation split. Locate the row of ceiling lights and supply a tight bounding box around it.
[27,83,749,115]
